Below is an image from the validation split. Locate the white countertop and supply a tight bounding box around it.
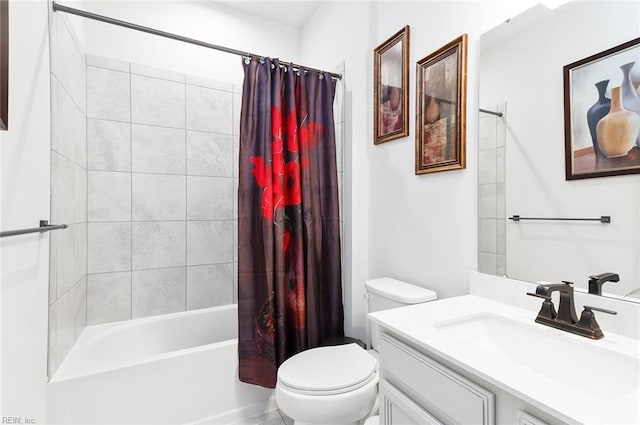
[369,295,640,425]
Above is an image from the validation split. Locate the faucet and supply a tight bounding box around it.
[588,272,619,295]
[533,281,578,323]
[527,281,617,339]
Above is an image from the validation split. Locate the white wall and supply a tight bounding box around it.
[0,0,51,421]
[481,1,640,296]
[300,1,538,341]
[66,0,302,85]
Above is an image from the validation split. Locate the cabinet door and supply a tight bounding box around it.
[380,333,495,425]
[380,379,444,425]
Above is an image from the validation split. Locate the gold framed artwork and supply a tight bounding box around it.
[374,25,409,144]
[563,37,640,180]
[415,34,467,174]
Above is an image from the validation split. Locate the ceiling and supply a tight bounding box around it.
[217,1,322,28]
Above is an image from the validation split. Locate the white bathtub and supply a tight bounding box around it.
[47,305,274,424]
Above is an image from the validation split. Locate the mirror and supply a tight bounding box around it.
[479,1,640,299]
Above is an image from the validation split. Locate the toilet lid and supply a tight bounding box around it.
[278,343,377,395]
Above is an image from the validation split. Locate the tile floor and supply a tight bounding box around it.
[230,409,293,425]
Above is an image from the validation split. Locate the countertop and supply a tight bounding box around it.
[369,295,640,425]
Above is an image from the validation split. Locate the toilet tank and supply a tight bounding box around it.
[365,278,437,351]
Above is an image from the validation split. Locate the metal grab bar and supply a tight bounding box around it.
[509,215,611,223]
[0,220,68,238]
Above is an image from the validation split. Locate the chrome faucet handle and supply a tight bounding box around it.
[561,280,574,286]
[582,305,617,315]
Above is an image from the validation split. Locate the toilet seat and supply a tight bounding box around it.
[277,343,378,396]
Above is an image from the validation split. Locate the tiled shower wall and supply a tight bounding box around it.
[48,11,88,377]
[478,104,506,276]
[85,55,240,325]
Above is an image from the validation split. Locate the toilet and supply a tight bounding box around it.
[275,278,437,425]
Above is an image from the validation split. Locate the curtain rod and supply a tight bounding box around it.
[51,1,343,80]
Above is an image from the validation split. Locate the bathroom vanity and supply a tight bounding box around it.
[370,289,640,425]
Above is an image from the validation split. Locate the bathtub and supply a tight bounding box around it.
[47,305,274,424]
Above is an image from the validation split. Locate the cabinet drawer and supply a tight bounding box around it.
[380,333,494,425]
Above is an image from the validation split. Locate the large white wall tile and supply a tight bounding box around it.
[131,74,185,128]
[56,86,80,162]
[50,75,59,157]
[478,218,498,253]
[55,17,86,112]
[74,224,88,290]
[233,91,241,136]
[86,54,130,72]
[74,107,87,169]
[74,159,88,224]
[51,153,76,225]
[88,171,131,222]
[132,174,186,221]
[478,149,497,185]
[54,224,87,299]
[187,176,233,220]
[478,184,497,219]
[187,221,233,265]
[497,146,505,184]
[48,303,58,376]
[132,267,186,318]
[87,119,131,172]
[186,74,232,92]
[55,277,87,367]
[186,264,233,309]
[87,66,131,121]
[497,183,506,219]
[186,85,232,134]
[478,252,498,276]
[87,272,132,325]
[131,63,185,83]
[88,222,132,273]
[479,114,497,151]
[132,124,185,174]
[132,222,186,270]
[186,131,232,177]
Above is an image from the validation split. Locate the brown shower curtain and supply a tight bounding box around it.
[237,58,344,388]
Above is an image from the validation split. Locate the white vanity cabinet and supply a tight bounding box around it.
[371,294,640,425]
[378,330,560,425]
[379,332,494,425]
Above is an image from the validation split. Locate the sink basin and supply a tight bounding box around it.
[434,313,640,400]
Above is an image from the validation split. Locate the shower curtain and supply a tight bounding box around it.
[237,58,344,388]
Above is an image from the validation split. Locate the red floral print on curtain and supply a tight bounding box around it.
[238,58,344,388]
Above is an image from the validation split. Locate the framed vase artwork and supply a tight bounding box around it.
[564,36,640,180]
[374,25,409,145]
[415,34,467,174]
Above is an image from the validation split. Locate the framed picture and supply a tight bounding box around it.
[374,25,409,144]
[415,34,467,174]
[564,37,640,180]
